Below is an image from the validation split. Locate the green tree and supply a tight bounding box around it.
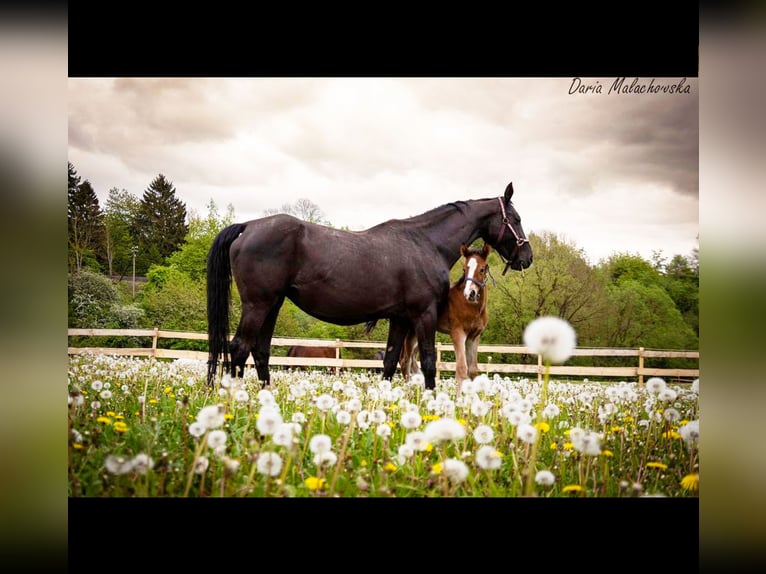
[661,253,699,336]
[104,187,140,277]
[132,174,189,273]
[68,162,105,272]
[167,199,235,281]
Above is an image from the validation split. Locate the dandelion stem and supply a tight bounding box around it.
[524,360,550,496]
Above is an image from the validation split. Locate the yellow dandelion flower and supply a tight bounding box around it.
[304,477,326,491]
[457,418,467,427]
[388,404,399,412]
[610,425,623,433]
[680,473,699,492]
[562,484,584,493]
[163,387,172,394]
[361,460,367,467]
[386,421,394,428]
[663,430,681,439]
[96,416,112,425]
[563,442,574,451]
[384,462,397,472]
[679,419,690,426]
[622,415,635,423]
[646,461,668,470]
[424,442,433,452]
[423,414,440,422]
[602,450,614,457]
[535,421,550,433]
[224,413,234,421]
[113,421,129,433]
[169,394,176,399]
[72,443,84,450]
[431,462,443,475]
[550,442,558,450]
[106,411,117,417]
[148,399,158,404]
[114,414,124,420]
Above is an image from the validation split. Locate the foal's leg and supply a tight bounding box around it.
[399,333,420,379]
[451,328,469,393]
[466,334,481,380]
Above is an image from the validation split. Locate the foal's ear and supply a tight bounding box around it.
[504,181,514,203]
[482,243,491,257]
[460,244,469,257]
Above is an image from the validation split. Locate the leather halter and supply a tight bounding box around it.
[496,197,529,275]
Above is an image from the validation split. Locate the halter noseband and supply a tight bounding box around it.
[495,197,529,275]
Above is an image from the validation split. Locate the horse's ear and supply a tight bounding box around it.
[460,244,469,257]
[504,182,514,202]
[482,243,491,257]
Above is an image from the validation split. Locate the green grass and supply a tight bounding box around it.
[68,354,699,498]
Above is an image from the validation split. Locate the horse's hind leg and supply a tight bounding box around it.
[382,318,409,382]
[413,306,439,390]
[229,332,250,379]
[250,297,285,387]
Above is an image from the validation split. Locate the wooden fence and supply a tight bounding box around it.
[68,328,699,386]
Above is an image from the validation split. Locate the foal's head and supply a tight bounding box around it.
[459,243,491,303]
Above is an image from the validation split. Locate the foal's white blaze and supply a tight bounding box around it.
[464,256,479,299]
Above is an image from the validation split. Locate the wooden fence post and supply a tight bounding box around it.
[436,343,442,380]
[537,354,542,384]
[335,338,341,376]
[152,327,159,357]
[638,347,645,388]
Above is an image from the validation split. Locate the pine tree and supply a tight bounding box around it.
[68,162,105,272]
[132,174,189,272]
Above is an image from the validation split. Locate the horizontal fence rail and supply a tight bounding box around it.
[68,328,699,385]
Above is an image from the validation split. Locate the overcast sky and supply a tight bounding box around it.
[68,77,698,265]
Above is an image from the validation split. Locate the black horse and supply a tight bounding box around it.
[206,181,532,390]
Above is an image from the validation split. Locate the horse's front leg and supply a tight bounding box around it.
[383,318,409,381]
[413,306,439,390]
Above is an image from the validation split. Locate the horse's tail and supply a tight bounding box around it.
[364,320,378,336]
[206,223,246,387]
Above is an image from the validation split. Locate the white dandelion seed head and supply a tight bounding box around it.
[679,419,699,448]
[256,452,283,477]
[272,423,295,447]
[376,423,392,438]
[234,389,250,403]
[291,411,307,424]
[542,403,561,419]
[398,443,415,459]
[196,404,225,430]
[405,430,429,451]
[131,453,154,475]
[516,423,538,445]
[691,379,699,393]
[370,409,387,424]
[91,380,104,392]
[470,399,491,417]
[663,408,681,422]
[410,373,426,388]
[522,316,577,364]
[90,401,101,410]
[473,424,495,444]
[442,458,470,484]
[104,454,133,475]
[206,429,228,450]
[658,388,678,402]
[217,388,229,398]
[424,418,466,443]
[309,433,333,454]
[256,407,284,436]
[193,456,209,474]
[346,397,363,413]
[99,390,112,400]
[646,377,667,394]
[460,379,478,395]
[313,450,337,468]
[475,445,502,470]
[401,410,423,430]
[222,456,241,476]
[188,421,206,438]
[535,470,556,487]
[314,393,336,412]
[335,409,352,425]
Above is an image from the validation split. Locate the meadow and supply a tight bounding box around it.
[67,354,700,498]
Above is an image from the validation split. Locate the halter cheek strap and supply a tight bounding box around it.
[496,197,530,275]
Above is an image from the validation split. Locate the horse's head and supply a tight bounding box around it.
[460,242,491,303]
[489,182,534,274]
